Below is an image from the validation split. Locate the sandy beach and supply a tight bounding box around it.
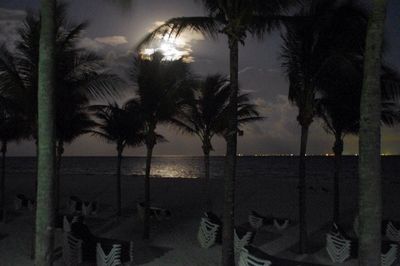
[0,170,399,265]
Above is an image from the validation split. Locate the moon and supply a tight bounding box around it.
[140,32,193,62]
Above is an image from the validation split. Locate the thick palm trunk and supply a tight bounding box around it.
[55,140,64,215]
[1,141,6,223]
[298,124,309,254]
[222,36,238,266]
[202,139,211,211]
[332,134,343,223]
[143,141,154,240]
[35,0,56,264]
[116,146,123,216]
[358,0,387,265]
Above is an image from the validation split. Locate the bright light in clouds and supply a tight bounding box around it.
[140,21,204,63]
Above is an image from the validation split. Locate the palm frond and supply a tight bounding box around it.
[137,16,220,49]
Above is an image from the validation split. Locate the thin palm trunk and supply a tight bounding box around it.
[35,0,56,264]
[222,37,238,266]
[332,134,343,223]
[202,139,211,211]
[55,140,64,215]
[358,0,387,265]
[116,146,123,216]
[1,141,6,223]
[143,142,154,240]
[298,124,309,254]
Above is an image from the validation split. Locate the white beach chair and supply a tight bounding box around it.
[68,197,81,213]
[234,230,254,254]
[62,233,83,266]
[14,195,23,210]
[137,202,170,221]
[27,199,35,211]
[96,243,122,266]
[63,216,79,233]
[197,217,220,249]
[326,233,351,263]
[249,212,264,230]
[82,201,97,216]
[273,219,289,230]
[238,247,272,266]
[63,216,72,232]
[386,221,400,242]
[381,244,398,266]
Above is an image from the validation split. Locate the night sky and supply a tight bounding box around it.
[0,0,399,156]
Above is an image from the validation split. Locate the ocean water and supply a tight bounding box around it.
[5,156,400,180]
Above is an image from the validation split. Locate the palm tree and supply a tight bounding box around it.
[317,60,400,225]
[0,98,29,223]
[281,0,369,253]
[316,85,360,224]
[0,4,120,216]
[0,4,120,262]
[91,102,145,216]
[173,74,262,211]
[358,1,389,263]
[127,52,192,239]
[138,1,298,262]
[35,0,56,264]
[55,106,96,213]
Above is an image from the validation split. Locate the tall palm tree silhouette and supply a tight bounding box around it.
[173,74,262,211]
[127,52,193,239]
[0,98,30,223]
[91,102,146,216]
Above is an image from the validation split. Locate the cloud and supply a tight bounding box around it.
[94,35,128,46]
[0,8,26,49]
[79,35,129,50]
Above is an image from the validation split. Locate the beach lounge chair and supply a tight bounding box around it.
[238,247,272,266]
[385,221,400,242]
[249,211,264,230]
[137,202,171,221]
[69,196,98,216]
[234,229,254,254]
[197,216,221,248]
[326,233,351,263]
[14,194,35,211]
[63,216,79,233]
[82,201,98,216]
[96,243,122,266]
[248,211,290,230]
[62,232,83,266]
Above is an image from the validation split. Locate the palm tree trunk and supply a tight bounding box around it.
[298,124,309,254]
[358,0,387,265]
[55,140,64,216]
[0,141,6,223]
[143,140,154,240]
[222,36,239,266]
[332,134,343,223]
[202,139,211,211]
[35,0,56,264]
[116,146,123,216]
